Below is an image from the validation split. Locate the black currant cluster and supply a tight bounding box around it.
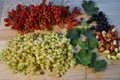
[87,11,110,32]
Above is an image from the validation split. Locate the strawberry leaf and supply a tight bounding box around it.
[81,21,88,28]
[82,0,99,15]
[94,59,107,72]
[76,49,93,66]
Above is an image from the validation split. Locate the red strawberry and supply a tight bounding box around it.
[105,43,111,50]
[96,31,101,36]
[100,39,105,46]
[117,37,120,40]
[99,47,105,52]
[114,31,118,37]
[106,33,111,38]
[106,38,112,42]
[98,35,104,40]
[110,25,115,30]
[115,41,119,48]
[110,45,115,51]
[111,37,115,41]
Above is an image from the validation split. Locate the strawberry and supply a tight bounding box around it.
[106,38,112,42]
[103,50,110,55]
[111,52,116,55]
[116,53,120,59]
[110,45,115,51]
[115,41,119,48]
[113,40,117,45]
[96,31,101,36]
[106,33,111,38]
[117,37,120,40]
[114,31,118,37]
[114,48,118,53]
[99,47,105,52]
[111,37,115,41]
[100,39,105,46]
[105,43,111,50]
[98,35,104,40]
[110,25,114,30]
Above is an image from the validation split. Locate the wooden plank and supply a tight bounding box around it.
[87,64,120,79]
[0,62,120,80]
[0,28,17,40]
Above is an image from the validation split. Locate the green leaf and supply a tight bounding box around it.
[76,49,93,66]
[88,38,98,49]
[79,41,88,50]
[75,55,82,64]
[66,29,79,40]
[66,28,81,46]
[81,21,88,28]
[81,28,96,40]
[82,0,99,15]
[79,28,98,50]
[80,28,98,50]
[75,28,81,35]
[94,59,107,72]
[88,52,97,67]
[70,39,78,47]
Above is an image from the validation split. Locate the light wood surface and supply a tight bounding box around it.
[0,28,120,80]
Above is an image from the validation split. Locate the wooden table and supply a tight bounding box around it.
[0,28,120,80]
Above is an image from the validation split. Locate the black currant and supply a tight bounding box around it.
[104,21,108,26]
[98,11,103,16]
[94,17,99,21]
[95,26,100,31]
[90,26,95,30]
[103,17,107,21]
[87,20,92,24]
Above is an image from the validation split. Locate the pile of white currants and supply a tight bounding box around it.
[0,32,76,76]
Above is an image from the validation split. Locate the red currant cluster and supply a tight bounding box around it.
[4,0,82,34]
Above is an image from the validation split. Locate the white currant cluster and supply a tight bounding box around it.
[0,32,76,76]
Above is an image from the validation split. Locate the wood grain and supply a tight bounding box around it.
[0,29,120,80]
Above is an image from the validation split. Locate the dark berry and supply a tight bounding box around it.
[92,14,97,18]
[104,27,109,32]
[91,17,95,21]
[87,20,92,24]
[94,17,99,21]
[107,25,110,29]
[103,17,107,21]
[100,21,105,25]
[102,25,106,29]
[98,11,103,16]
[101,14,105,18]
[97,21,101,24]
[100,26,103,31]
[105,28,108,32]
[98,25,102,28]
[90,26,96,30]
[99,17,103,21]
[95,26,100,31]
[104,21,108,25]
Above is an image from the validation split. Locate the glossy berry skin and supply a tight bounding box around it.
[88,11,110,32]
[88,11,120,59]
[4,1,82,34]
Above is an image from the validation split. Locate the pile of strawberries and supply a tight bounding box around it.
[96,25,120,60]
[4,0,82,34]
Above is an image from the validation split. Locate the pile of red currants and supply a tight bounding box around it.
[4,0,82,34]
